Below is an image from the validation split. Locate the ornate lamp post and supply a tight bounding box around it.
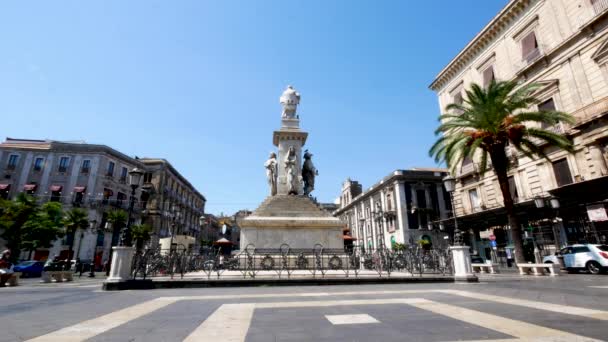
[107,167,143,284]
[88,219,97,278]
[442,175,461,246]
[442,174,476,282]
[169,203,181,253]
[119,168,144,247]
[372,204,385,250]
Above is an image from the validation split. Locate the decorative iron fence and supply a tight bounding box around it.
[130,243,453,280]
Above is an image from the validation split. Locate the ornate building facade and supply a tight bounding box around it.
[430,0,608,261]
[334,169,451,251]
[0,138,205,264]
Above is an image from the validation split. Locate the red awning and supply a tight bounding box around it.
[343,235,357,241]
[24,184,37,191]
[50,185,63,192]
[73,186,86,193]
[0,183,10,191]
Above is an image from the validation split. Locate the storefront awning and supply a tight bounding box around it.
[549,175,608,206]
[24,184,37,191]
[433,199,539,231]
[0,183,10,191]
[50,185,63,192]
[73,186,86,193]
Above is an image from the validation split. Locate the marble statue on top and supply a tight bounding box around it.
[279,85,301,119]
[285,146,299,195]
[265,152,278,196]
[302,150,318,196]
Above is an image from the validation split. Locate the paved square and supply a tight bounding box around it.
[325,314,379,325]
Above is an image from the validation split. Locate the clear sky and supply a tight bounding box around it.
[0,1,507,215]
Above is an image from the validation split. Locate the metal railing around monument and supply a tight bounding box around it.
[130,243,453,280]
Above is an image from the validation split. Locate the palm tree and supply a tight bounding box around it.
[429,80,574,264]
[62,208,90,262]
[106,209,127,246]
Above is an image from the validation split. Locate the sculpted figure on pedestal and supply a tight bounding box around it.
[302,150,318,196]
[279,85,301,119]
[265,152,278,196]
[285,146,299,195]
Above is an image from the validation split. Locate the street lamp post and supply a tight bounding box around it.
[442,176,461,246]
[169,203,181,254]
[372,206,385,250]
[88,219,97,278]
[118,168,144,247]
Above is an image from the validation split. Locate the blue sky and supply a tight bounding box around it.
[0,1,507,214]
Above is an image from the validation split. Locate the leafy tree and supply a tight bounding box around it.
[62,208,90,261]
[429,80,574,263]
[0,194,38,262]
[131,224,153,251]
[21,202,64,259]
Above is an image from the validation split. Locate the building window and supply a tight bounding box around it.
[453,92,463,106]
[106,161,115,177]
[6,155,18,170]
[33,158,44,171]
[592,0,608,15]
[552,159,573,187]
[143,172,153,183]
[468,188,481,212]
[58,157,69,173]
[508,176,519,201]
[120,167,128,183]
[81,160,91,174]
[102,188,113,204]
[482,66,495,88]
[538,98,557,129]
[521,31,539,61]
[117,192,127,208]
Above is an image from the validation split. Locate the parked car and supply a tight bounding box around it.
[542,244,608,274]
[13,260,45,277]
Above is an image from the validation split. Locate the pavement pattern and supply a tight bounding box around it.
[1,273,608,341]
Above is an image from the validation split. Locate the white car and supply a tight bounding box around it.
[542,244,608,274]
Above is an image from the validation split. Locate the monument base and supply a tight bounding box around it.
[241,226,343,249]
[241,195,345,250]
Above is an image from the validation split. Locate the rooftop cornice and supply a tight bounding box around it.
[429,0,532,91]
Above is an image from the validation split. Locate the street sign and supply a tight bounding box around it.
[489,235,496,241]
[490,240,497,248]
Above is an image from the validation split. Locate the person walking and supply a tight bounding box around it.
[0,250,14,287]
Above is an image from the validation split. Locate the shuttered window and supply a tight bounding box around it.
[552,159,573,187]
[483,66,495,88]
[539,98,557,129]
[521,31,539,59]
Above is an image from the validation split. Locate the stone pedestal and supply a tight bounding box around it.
[273,120,308,196]
[241,195,344,250]
[450,245,478,282]
[106,246,135,282]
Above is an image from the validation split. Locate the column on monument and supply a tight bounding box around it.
[379,189,389,248]
[410,186,420,229]
[393,181,407,246]
[353,205,361,247]
[368,197,377,250]
[436,183,448,220]
[424,186,433,230]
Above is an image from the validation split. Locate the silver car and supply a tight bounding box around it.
[542,244,608,274]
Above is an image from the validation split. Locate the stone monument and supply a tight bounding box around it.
[240,86,345,249]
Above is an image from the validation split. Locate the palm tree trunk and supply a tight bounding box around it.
[490,148,526,264]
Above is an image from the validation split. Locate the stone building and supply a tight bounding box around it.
[334,169,451,251]
[430,0,608,261]
[139,158,206,252]
[0,138,205,264]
